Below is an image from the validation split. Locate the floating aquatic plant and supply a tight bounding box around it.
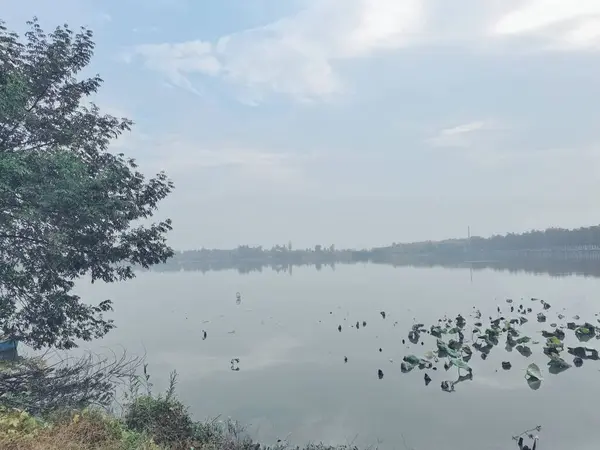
[392,297,600,392]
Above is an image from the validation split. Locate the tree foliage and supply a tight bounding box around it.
[0,18,174,349]
[367,224,600,261]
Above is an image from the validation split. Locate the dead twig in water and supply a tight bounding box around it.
[400,433,414,450]
[512,425,542,441]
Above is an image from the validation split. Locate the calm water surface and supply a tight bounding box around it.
[69,264,600,450]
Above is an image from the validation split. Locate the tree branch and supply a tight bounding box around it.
[0,233,49,245]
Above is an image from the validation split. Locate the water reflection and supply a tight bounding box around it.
[75,263,600,450]
[152,255,600,279]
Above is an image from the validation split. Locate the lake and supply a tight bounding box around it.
[68,263,600,450]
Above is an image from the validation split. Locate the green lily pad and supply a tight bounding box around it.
[485,328,501,337]
[506,334,517,348]
[403,355,421,365]
[401,361,415,373]
[430,326,443,338]
[450,357,472,372]
[546,336,563,348]
[448,339,462,351]
[525,363,543,381]
[567,346,600,360]
[575,327,595,342]
[516,345,532,357]
[437,339,460,358]
[478,335,496,347]
[537,313,547,322]
[547,355,571,373]
[423,351,435,360]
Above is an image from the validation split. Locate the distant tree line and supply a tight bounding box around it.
[370,224,600,262]
[163,244,353,269]
[159,224,600,273]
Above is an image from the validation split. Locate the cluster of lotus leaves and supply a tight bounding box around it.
[398,298,600,392]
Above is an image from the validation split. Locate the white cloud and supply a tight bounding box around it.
[426,120,497,148]
[132,41,221,94]
[491,0,600,49]
[128,0,600,101]
[129,0,425,100]
[425,120,521,168]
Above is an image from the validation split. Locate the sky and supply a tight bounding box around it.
[4,0,600,250]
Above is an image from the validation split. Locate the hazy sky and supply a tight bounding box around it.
[4,1,600,250]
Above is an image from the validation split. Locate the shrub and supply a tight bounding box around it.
[0,407,159,450]
[123,370,196,448]
[124,394,194,447]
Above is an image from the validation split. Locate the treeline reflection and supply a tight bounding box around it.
[150,254,600,279]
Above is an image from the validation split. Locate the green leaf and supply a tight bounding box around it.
[450,357,471,372]
[547,355,571,369]
[437,339,460,358]
[0,20,174,349]
[400,361,415,373]
[525,363,543,381]
[516,345,532,357]
[403,355,421,365]
[546,336,563,348]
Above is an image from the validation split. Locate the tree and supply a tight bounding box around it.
[0,18,174,349]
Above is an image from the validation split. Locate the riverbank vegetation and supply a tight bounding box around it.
[0,363,245,450]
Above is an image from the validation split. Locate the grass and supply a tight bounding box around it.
[0,408,158,450]
[0,363,366,450]
[0,405,264,450]
[0,407,361,450]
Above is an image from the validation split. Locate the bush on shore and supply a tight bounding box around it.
[0,356,361,450]
[0,408,158,450]
[0,363,262,450]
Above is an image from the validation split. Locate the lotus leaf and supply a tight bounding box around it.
[450,357,472,372]
[401,361,415,373]
[424,351,435,360]
[547,355,571,370]
[403,355,421,365]
[525,363,543,381]
[437,339,460,358]
[546,336,562,348]
[430,326,443,338]
[448,339,461,351]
